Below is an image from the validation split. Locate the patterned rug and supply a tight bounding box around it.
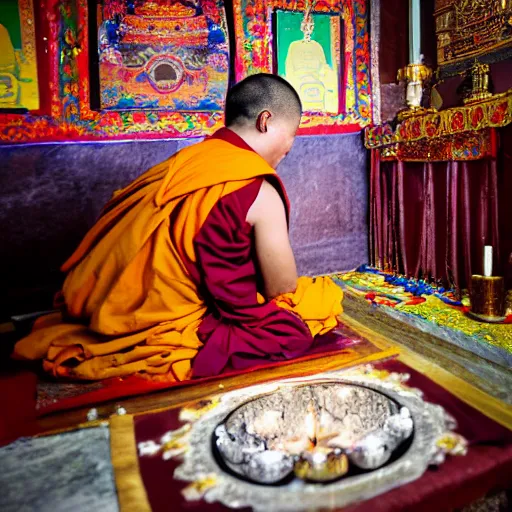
[0,426,118,512]
[2,361,511,512]
[123,359,512,512]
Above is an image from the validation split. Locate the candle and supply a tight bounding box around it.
[409,0,421,64]
[484,246,493,277]
[305,403,317,444]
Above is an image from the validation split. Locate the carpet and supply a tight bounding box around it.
[114,359,512,512]
[336,266,512,368]
[2,359,510,512]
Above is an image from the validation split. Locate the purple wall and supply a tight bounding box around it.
[0,133,368,318]
[281,133,368,276]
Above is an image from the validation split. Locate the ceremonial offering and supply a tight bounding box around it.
[397,63,434,120]
[139,366,467,511]
[213,384,411,485]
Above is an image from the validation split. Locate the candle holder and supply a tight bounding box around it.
[397,63,434,121]
[468,275,506,323]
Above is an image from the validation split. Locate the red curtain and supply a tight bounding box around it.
[370,126,512,291]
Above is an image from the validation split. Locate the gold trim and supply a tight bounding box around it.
[340,313,512,431]
[364,88,512,149]
[110,415,152,512]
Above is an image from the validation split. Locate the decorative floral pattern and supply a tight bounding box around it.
[395,129,496,162]
[364,89,512,151]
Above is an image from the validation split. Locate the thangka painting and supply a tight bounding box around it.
[97,0,230,111]
[0,0,39,110]
[275,10,341,114]
[435,0,512,76]
[0,0,371,142]
[233,0,372,134]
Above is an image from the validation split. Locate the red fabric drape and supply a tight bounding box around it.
[370,128,512,291]
[499,125,512,290]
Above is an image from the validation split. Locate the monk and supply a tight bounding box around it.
[13,74,343,381]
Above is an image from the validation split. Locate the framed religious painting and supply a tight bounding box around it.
[275,10,342,114]
[91,0,230,112]
[0,0,40,111]
[1,0,232,143]
[233,0,373,134]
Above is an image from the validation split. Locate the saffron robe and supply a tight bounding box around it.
[13,129,343,380]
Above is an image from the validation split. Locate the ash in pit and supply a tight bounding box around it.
[212,384,414,485]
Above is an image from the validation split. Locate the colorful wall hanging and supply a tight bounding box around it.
[435,0,512,77]
[0,0,373,143]
[0,0,40,110]
[97,0,229,112]
[0,0,229,144]
[233,0,373,135]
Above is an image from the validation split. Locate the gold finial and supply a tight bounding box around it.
[301,0,315,42]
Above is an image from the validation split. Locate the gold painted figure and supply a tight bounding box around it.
[284,9,338,114]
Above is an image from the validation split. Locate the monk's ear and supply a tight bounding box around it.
[256,110,272,133]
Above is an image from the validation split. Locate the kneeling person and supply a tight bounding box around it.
[14,74,343,380]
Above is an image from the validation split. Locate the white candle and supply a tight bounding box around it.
[484,246,493,277]
[409,0,421,64]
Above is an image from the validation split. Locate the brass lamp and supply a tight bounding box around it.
[397,63,433,120]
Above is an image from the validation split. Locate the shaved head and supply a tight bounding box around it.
[225,73,302,128]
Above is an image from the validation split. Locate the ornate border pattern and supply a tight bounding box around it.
[364,89,512,150]
[369,0,381,125]
[384,129,497,162]
[233,0,373,134]
[19,0,39,101]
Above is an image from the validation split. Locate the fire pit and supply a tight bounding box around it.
[153,367,466,511]
[213,384,413,484]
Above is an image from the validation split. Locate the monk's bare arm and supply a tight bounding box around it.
[246,180,298,299]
